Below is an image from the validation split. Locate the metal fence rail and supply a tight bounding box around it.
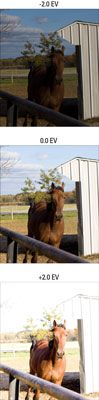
[0,226,88,263]
[0,364,85,400]
[0,90,88,127]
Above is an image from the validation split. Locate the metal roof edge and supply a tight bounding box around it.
[57,157,99,169]
[57,19,99,32]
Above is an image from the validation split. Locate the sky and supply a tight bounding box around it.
[0,9,99,58]
[1,281,99,332]
[1,145,99,195]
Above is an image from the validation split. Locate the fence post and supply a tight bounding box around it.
[11,208,14,221]
[7,238,18,263]
[7,101,18,126]
[9,374,20,400]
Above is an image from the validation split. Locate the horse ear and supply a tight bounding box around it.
[51,46,54,53]
[61,45,65,54]
[53,320,57,327]
[49,339,54,349]
[64,319,66,328]
[62,182,64,191]
[51,182,55,190]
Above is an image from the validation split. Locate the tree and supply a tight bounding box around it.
[0,147,19,176]
[21,178,35,194]
[37,31,63,54]
[36,168,62,191]
[0,11,21,34]
[41,308,62,329]
[21,41,35,58]
[23,317,36,332]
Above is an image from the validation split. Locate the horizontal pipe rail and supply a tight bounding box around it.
[0,226,88,263]
[0,364,85,400]
[0,90,88,126]
[0,74,28,79]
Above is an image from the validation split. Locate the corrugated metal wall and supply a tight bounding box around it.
[57,294,99,393]
[58,21,99,119]
[58,157,99,256]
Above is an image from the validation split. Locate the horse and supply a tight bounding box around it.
[24,46,64,126]
[23,182,64,263]
[25,320,66,400]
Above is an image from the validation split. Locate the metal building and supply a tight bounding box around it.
[58,157,99,256]
[57,294,99,394]
[58,21,99,120]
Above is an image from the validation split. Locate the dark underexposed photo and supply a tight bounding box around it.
[0,145,99,263]
[0,9,99,127]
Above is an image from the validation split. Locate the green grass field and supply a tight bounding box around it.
[0,205,77,263]
[1,347,79,372]
[0,209,77,235]
[0,68,77,98]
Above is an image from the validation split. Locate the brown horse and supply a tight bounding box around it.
[26,320,66,400]
[24,46,64,126]
[23,182,64,263]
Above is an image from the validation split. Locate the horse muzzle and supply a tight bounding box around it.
[57,351,65,359]
[55,213,63,221]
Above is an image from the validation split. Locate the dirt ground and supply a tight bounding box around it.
[1,389,99,400]
[0,391,53,400]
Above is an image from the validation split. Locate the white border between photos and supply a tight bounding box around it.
[0,0,99,8]
[0,127,99,145]
[0,264,99,282]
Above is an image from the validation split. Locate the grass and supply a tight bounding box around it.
[1,347,79,372]
[0,73,77,99]
[0,210,78,235]
[0,68,99,126]
[1,346,80,400]
[0,204,76,212]
[0,77,27,97]
[0,209,77,263]
[0,69,29,76]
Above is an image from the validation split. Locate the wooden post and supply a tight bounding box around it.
[76,181,84,256]
[9,374,20,400]
[7,237,18,263]
[11,208,13,221]
[76,45,84,120]
[7,101,18,126]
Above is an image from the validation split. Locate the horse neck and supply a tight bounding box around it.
[47,200,57,227]
[49,340,58,365]
[47,62,62,87]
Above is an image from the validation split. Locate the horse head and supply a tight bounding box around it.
[50,46,65,83]
[49,182,65,221]
[49,319,66,359]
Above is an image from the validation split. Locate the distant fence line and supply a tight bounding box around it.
[0,206,76,220]
[0,74,28,83]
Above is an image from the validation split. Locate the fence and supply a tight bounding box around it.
[0,364,85,400]
[0,226,88,263]
[0,90,88,127]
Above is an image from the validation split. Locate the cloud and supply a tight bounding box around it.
[0,13,41,34]
[0,13,21,26]
[35,16,48,24]
[14,161,43,172]
[1,149,20,162]
[36,153,48,161]
[0,12,42,47]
